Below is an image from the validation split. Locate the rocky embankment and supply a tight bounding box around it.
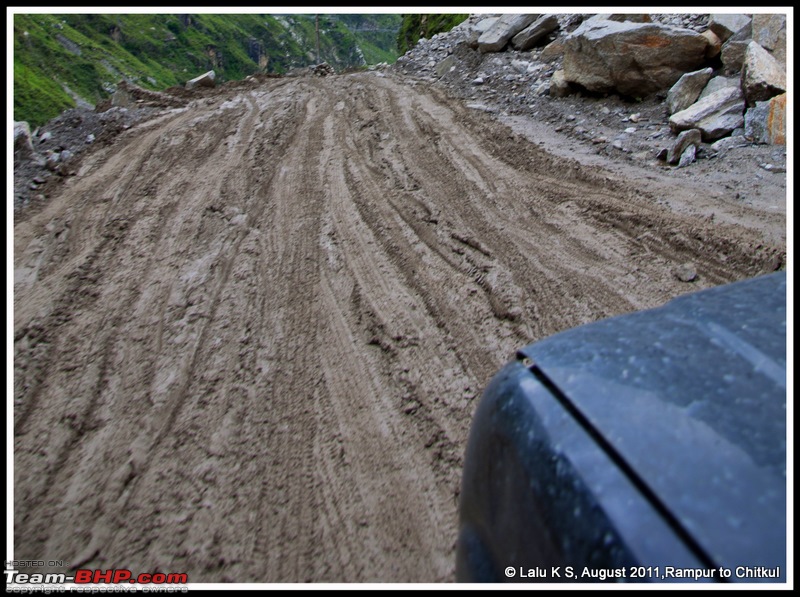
[391,13,787,202]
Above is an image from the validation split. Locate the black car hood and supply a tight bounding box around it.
[517,272,787,577]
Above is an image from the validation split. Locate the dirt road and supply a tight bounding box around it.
[13,72,785,583]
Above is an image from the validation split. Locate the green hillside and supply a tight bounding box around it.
[397,14,469,54]
[13,13,402,127]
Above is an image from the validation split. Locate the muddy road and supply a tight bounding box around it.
[13,72,785,583]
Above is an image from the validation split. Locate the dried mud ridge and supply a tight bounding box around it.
[13,73,785,583]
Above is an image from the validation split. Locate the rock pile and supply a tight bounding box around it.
[310,62,336,77]
[14,74,206,212]
[97,80,189,111]
[13,102,182,212]
[392,12,786,169]
[285,62,337,78]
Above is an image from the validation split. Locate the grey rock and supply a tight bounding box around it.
[434,55,457,77]
[473,17,499,34]
[186,70,216,90]
[676,144,697,168]
[721,40,749,75]
[539,38,565,62]
[562,20,709,97]
[14,121,34,155]
[510,59,530,73]
[531,81,549,96]
[667,128,702,164]
[511,14,559,51]
[708,14,752,43]
[759,163,786,173]
[669,86,745,141]
[751,13,786,65]
[586,14,652,24]
[741,41,786,106]
[465,102,496,113]
[471,77,484,85]
[698,76,738,102]
[463,30,481,49]
[709,136,749,154]
[666,67,714,115]
[674,262,698,282]
[478,14,539,53]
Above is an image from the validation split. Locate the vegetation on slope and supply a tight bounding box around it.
[13,13,401,127]
[397,14,469,55]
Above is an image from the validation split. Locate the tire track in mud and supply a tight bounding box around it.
[376,82,656,328]
[13,73,784,583]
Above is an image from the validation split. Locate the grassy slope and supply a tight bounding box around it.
[397,14,469,55]
[13,13,401,127]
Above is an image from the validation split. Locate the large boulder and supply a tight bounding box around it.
[744,93,786,145]
[708,14,752,43]
[698,75,738,102]
[562,20,709,97]
[510,14,558,51]
[473,16,499,34]
[741,41,786,106]
[666,67,714,115]
[477,14,539,53]
[669,85,745,141]
[539,38,565,62]
[185,70,216,90]
[465,16,499,49]
[720,40,749,75]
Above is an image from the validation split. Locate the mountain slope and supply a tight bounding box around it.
[13,13,401,126]
[397,14,469,54]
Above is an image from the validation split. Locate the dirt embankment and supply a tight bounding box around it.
[13,72,785,583]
